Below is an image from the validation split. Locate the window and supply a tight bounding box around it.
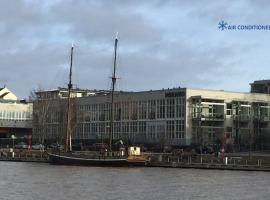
[130,122,137,139]
[226,127,232,138]
[166,99,175,118]
[148,100,156,120]
[138,101,147,119]
[176,120,184,139]
[156,123,165,139]
[157,99,165,119]
[112,103,121,121]
[131,101,138,120]
[226,103,232,115]
[139,121,146,139]
[176,97,185,118]
[208,128,215,140]
[147,124,156,139]
[226,110,232,115]
[113,122,121,139]
[166,120,175,139]
[121,122,129,139]
[122,102,130,120]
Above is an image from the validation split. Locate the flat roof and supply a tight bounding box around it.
[250,80,270,85]
[34,86,270,98]
[187,87,270,97]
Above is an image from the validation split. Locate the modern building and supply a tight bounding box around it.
[250,80,270,94]
[34,87,110,99]
[0,87,18,100]
[188,88,270,149]
[0,87,32,139]
[33,87,270,149]
[33,87,112,143]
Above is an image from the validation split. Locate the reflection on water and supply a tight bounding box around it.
[0,162,270,200]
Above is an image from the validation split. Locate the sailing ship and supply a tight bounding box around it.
[47,36,148,166]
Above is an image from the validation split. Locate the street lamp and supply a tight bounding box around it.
[11,134,15,148]
[11,134,16,158]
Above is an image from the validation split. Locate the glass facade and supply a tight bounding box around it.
[32,88,270,148]
[76,96,185,144]
[0,110,32,121]
[33,90,186,145]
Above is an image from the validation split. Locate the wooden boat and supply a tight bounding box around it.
[48,147,147,167]
[48,36,148,167]
[47,152,128,167]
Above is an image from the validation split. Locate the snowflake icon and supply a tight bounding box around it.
[218,21,227,30]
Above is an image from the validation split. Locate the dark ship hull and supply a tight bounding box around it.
[47,152,147,167]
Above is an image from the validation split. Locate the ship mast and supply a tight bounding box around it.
[109,34,118,151]
[65,43,74,152]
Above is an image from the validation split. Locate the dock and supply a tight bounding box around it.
[146,153,270,172]
[0,149,48,163]
[0,156,48,163]
[147,161,270,171]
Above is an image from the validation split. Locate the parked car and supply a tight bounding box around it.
[49,143,64,150]
[32,144,45,150]
[15,142,28,149]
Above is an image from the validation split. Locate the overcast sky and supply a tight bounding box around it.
[1,0,270,98]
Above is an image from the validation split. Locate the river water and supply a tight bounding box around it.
[0,162,269,200]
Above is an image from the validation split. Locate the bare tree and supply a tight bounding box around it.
[32,89,50,144]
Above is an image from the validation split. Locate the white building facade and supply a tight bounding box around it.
[0,87,32,139]
[33,88,270,149]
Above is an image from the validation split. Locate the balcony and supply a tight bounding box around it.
[193,113,225,121]
[260,116,270,122]
[233,115,251,122]
[0,119,32,128]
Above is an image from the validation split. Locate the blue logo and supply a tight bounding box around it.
[218,20,227,30]
[218,21,270,31]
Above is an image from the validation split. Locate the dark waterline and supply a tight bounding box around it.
[0,162,269,200]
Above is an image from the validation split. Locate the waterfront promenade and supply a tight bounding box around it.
[0,148,48,162]
[147,152,270,171]
[1,148,270,171]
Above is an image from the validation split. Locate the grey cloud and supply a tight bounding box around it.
[0,0,266,98]
[48,0,163,45]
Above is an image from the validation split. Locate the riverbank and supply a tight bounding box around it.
[0,156,48,162]
[146,152,270,171]
[1,149,270,171]
[0,148,48,163]
[147,161,270,171]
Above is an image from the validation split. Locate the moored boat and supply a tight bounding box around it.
[47,36,148,167]
[47,152,128,167]
[48,146,148,167]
